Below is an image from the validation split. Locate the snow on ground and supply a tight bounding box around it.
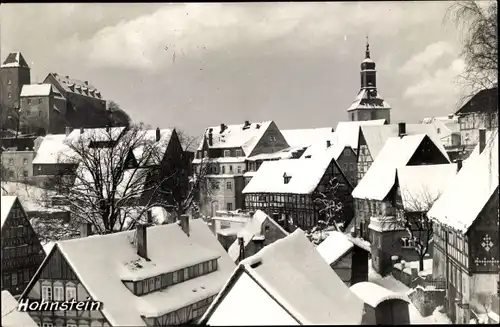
[368,260,451,324]
[394,258,433,276]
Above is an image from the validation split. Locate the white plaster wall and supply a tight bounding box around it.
[470,274,499,313]
[208,272,299,326]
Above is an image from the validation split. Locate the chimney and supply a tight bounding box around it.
[180,214,190,236]
[220,123,226,134]
[456,159,463,172]
[136,224,149,260]
[156,127,161,142]
[398,122,406,137]
[65,126,71,137]
[238,237,245,263]
[84,81,89,85]
[448,113,454,119]
[80,127,84,134]
[208,132,213,146]
[326,140,331,148]
[479,128,486,154]
[146,210,153,225]
[80,223,92,238]
[244,120,250,127]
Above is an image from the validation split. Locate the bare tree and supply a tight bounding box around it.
[394,187,442,271]
[445,1,498,101]
[176,129,200,152]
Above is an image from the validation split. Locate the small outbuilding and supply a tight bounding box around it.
[350,282,410,325]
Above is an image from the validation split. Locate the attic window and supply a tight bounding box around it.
[269,135,276,143]
[283,172,291,184]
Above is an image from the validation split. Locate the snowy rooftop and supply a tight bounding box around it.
[47,73,102,99]
[20,84,62,97]
[360,123,449,162]
[192,156,247,164]
[247,146,306,161]
[427,130,498,233]
[347,88,391,112]
[353,134,444,201]
[32,134,77,164]
[349,282,408,308]
[196,121,274,156]
[132,128,173,165]
[242,155,339,194]
[1,196,17,229]
[301,138,347,161]
[34,220,235,326]
[334,119,386,149]
[280,127,334,148]
[1,290,38,327]
[1,183,61,213]
[67,126,125,143]
[204,229,364,325]
[316,231,354,265]
[227,210,287,262]
[397,164,457,212]
[1,52,30,69]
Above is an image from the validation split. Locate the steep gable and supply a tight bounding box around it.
[247,121,289,157]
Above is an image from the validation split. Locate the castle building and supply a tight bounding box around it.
[347,41,391,124]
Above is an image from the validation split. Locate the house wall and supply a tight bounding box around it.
[0,65,31,130]
[25,247,108,327]
[248,121,289,157]
[1,150,35,180]
[356,132,373,183]
[207,271,299,326]
[337,147,358,186]
[1,199,45,296]
[459,112,498,151]
[351,247,369,285]
[349,109,390,124]
[332,252,353,286]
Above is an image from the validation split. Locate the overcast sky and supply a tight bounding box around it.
[1,2,471,137]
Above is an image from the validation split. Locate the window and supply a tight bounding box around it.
[38,98,43,104]
[8,159,13,166]
[148,278,155,291]
[237,166,242,174]
[42,324,53,327]
[221,166,225,174]
[343,148,350,156]
[142,279,149,293]
[67,324,77,327]
[42,285,52,301]
[208,260,213,271]
[226,181,232,190]
[172,271,178,283]
[229,165,233,173]
[11,273,18,286]
[23,158,28,165]
[136,280,143,294]
[236,149,243,157]
[8,92,11,99]
[155,276,161,289]
[54,286,64,301]
[66,285,76,300]
[350,163,356,170]
[8,79,11,85]
[227,203,233,211]
[437,128,440,134]
[224,150,230,157]
[23,170,28,177]
[184,268,189,280]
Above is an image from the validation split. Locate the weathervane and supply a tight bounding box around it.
[365,35,370,59]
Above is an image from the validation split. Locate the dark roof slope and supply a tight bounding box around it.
[456,87,498,115]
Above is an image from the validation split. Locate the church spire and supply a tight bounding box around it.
[365,35,370,59]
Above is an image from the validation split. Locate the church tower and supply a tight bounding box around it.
[347,39,391,123]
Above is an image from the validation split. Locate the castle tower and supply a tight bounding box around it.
[1,52,31,129]
[347,39,391,123]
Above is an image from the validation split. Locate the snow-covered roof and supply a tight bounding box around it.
[20,84,62,97]
[242,155,338,194]
[32,134,77,164]
[1,183,62,213]
[368,216,404,233]
[421,116,460,139]
[360,123,449,162]
[352,134,435,201]
[362,58,375,64]
[247,146,306,161]
[116,206,172,230]
[132,128,173,165]
[316,231,354,265]
[1,196,17,229]
[227,210,288,262]
[301,138,347,161]
[427,130,498,233]
[1,290,38,327]
[347,88,391,112]
[47,73,103,99]
[196,121,274,156]
[192,156,247,164]
[29,219,235,326]
[349,282,408,308]
[203,229,364,325]
[1,52,30,69]
[280,127,334,148]
[334,120,386,149]
[67,126,125,143]
[397,164,457,212]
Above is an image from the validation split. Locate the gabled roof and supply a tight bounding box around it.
[247,146,306,161]
[46,73,103,99]
[397,164,457,212]
[201,229,364,325]
[427,130,498,233]
[316,231,356,266]
[32,134,77,164]
[227,210,288,262]
[352,134,446,201]
[334,119,386,149]
[20,84,63,97]
[1,196,17,229]
[132,128,173,165]
[24,220,235,326]
[456,87,498,115]
[1,52,30,69]
[359,123,449,161]
[197,121,274,156]
[1,290,38,327]
[301,138,347,161]
[67,126,126,143]
[280,127,334,148]
[347,88,391,112]
[242,155,346,194]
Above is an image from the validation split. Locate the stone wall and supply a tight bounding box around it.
[408,285,446,317]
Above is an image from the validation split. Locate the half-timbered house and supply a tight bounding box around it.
[356,122,448,183]
[20,217,235,326]
[242,154,353,232]
[1,196,45,296]
[427,130,499,324]
[199,229,365,325]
